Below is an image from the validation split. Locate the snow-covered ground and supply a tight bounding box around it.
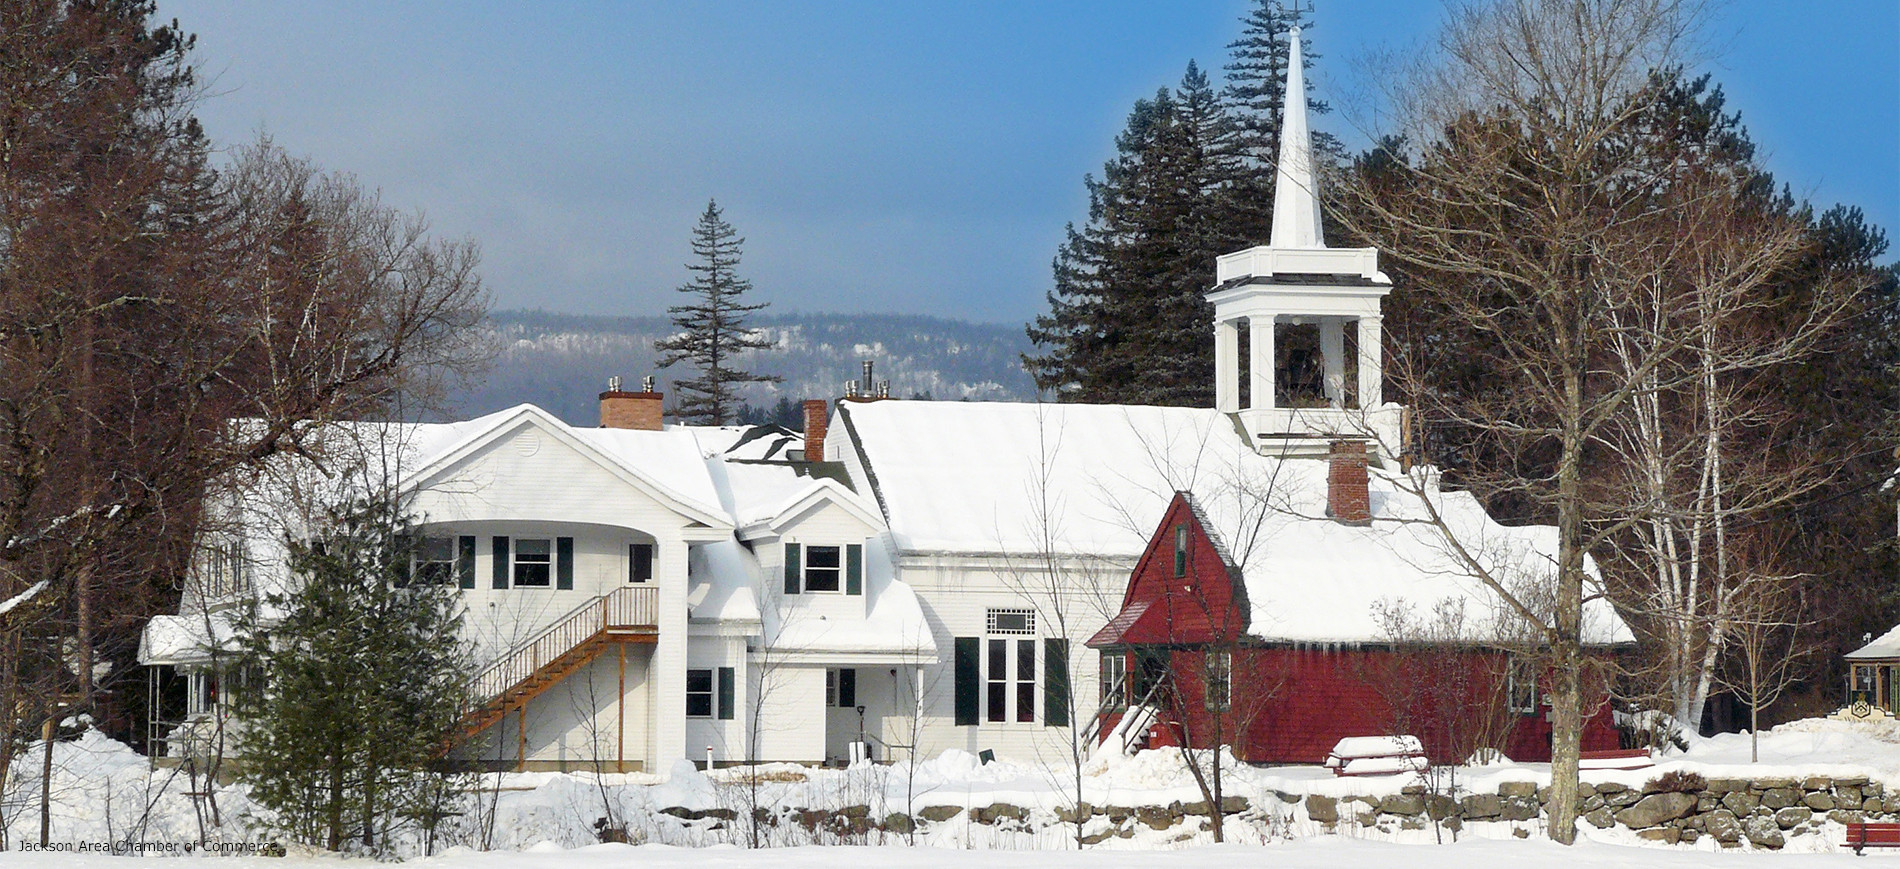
[5,715,1898,863]
[2,838,1884,869]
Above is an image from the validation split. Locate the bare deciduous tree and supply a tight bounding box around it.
[1338,0,1722,843]
[0,2,489,770]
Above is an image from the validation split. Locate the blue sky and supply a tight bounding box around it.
[165,1,1898,325]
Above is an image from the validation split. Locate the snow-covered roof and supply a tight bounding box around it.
[839,401,1241,556]
[840,399,1630,647]
[762,543,935,660]
[1197,461,1631,647]
[680,424,805,462]
[1848,624,1900,660]
[689,539,763,624]
[139,611,240,666]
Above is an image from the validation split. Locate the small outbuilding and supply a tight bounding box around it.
[1844,626,1900,716]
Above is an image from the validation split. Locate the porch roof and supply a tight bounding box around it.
[1848,624,1900,660]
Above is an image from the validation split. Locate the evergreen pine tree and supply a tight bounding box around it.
[653,200,780,425]
[1026,64,1246,406]
[233,496,472,854]
[1219,0,1330,243]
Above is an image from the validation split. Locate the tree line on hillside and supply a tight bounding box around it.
[1027,0,1897,846]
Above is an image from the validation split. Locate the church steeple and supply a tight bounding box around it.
[1269,27,1324,249]
[1208,22,1399,462]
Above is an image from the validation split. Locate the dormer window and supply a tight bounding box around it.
[803,546,842,592]
[781,542,864,595]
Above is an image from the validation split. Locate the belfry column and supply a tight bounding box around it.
[1215,319,1240,413]
[1356,315,1383,408]
[1249,314,1276,409]
[1320,318,1345,408]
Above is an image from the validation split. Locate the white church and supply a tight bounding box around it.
[139,30,1616,772]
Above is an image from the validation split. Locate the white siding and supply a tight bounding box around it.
[750,665,825,763]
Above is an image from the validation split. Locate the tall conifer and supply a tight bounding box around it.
[1026,64,1244,406]
[654,200,780,425]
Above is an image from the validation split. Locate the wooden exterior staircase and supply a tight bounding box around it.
[461,585,659,738]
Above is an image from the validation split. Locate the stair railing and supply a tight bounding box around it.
[470,586,658,702]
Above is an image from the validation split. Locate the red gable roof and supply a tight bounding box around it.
[1088,492,1247,648]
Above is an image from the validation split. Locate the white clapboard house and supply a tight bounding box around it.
[140,28,1626,772]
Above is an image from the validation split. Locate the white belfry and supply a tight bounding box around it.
[1208,26,1401,461]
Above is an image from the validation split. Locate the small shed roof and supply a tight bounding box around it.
[1847,624,1900,660]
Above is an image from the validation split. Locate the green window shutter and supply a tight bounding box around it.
[394,535,414,587]
[458,536,476,589]
[717,667,735,720]
[783,543,801,595]
[556,537,574,589]
[845,543,863,595]
[1045,638,1070,727]
[954,637,980,726]
[491,536,509,589]
[839,668,856,708]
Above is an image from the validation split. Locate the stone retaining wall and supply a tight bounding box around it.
[637,773,1885,849]
[1301,773,1885,849]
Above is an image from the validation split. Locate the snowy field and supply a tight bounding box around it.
[5,715,1900,863]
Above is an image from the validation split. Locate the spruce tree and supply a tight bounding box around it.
[1219,0,1327,244]
[1025,64,1244,406]
[653,200,780,425]
[233,496,472,854]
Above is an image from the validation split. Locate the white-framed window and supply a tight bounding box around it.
[414,536,456,585]
[187,671,219,717]
[1507,656,1539,715]
[1100,652,1127,709]
[803,545,842,592]
[686,669,714,718]
[1174,524,1190,576]
[202,539,248,598]
[986,637,1036,723]
[514,538,552,587]
[1205,650,1232,712]
[986,608,1035,635]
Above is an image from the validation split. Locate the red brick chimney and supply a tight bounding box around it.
[600,376,663,431]
[1327,440,1372,525]
[802,399,828,461]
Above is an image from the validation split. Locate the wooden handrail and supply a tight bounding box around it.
[470,585,658,702]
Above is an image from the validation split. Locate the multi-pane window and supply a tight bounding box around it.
[204,540,249,598]
[986,608,1035,634]
[514,539,552,587]
[686,669,714,718]
[1100,653,1127,709]
[1507,657,1539,714]
[984,636,1036,722]
[415,537,456,585]
[1016,639,1036,723]
[1205,651,1231,712]
[804,546,841,592]
[987,640,1008,722]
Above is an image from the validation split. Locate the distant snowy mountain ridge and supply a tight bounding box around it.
[447,310,1036,425]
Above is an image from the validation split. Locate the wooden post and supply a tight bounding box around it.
[617,643,627,773]
[40,715,54,846]
[516,707,526,773]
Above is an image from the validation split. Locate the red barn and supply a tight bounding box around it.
[1086,446,1625,765]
